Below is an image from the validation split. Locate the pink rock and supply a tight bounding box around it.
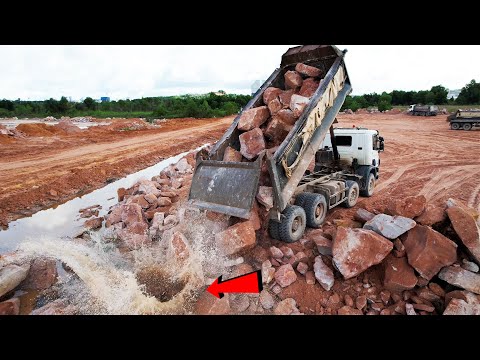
[0,298,20,315]
[383,255,418,292]
[298,78,320,98]
[312,235,333,256]
[356,295,367,310]
[157,197,172,207]
[297,262,308,275]
[239,128,266,160]
[446,205,480,264]
[248,201,262,231]
[167,232,191,266]
[238,106,270,131]
[289,94,310,118]
[270,246,284,259]
[274,264,297,288]
[215,221,257,256]
[338,306,363,315]
[403,225,457,281]
[137,180,161,197]
[274,298,300,315]
[150,212,165,230]
[259,290,275,310]
[333,227,393,280]
[314,256,334,291]
[284,70,303,90]
[171,178,184,189]
[144,193,158,205]
[261,260,275,284]
[438,266,480,295]
[280,246,294,258]
[175,158,192,173]
[405,303,417,315]
[386,195,427,219]
[159,191,177,198]
[195,292,231,315]
[263,87,283,105]
[415,203,447,226]
[295,63,322,78]
[256,186,273,210]
[21,258,58,291]
[267,98,282,115]
[443,297,480,315]
[120,203,145,226]
[164,214,178,227]
[84,216,104,230]
[279,90,295,109]
[276,109,297,126]
[264,117,292,143]
[223,146,243,162]
[128,195,150,209]
[354,208,375,223]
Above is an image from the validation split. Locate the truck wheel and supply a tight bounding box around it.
[294,193,310,208]
[302,193,327,228]
[360,173,375,197]
[343,180,359,208]
[268,220,280,240]
[451,123,460,130]
[463,123,472,131]
[278,205,306,243]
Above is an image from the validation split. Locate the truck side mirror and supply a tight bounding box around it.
[379,137,385,152]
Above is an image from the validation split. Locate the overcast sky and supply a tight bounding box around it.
[0,45,479,101]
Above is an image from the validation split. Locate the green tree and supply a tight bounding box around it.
[83,97,97,110]
[456,80,480,104]
[430,85,448,104]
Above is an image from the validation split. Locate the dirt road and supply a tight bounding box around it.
[0,117,233,228]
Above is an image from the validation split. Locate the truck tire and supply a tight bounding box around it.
[278,205,306,243]
[294,193,311,208]
[302,193,327,228]
[463,123,472,131]
[343,180,359,208]
[268,220,280,240]
[360,172,375,197]
[451,123,460,130]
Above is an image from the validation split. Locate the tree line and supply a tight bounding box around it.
[0,92,252,119]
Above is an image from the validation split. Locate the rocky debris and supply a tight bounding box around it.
[84,216,104,230]
[0,264,30,298]
[428,283,445,298]
[256,186,273,211]
[275,264,297,288]
[280,246,294,258]
[259,290,275,310]
[311,235,333,256]
[462,259,479,273]
[144,194,157,205]
[117,188,127,202]
[55,119,82,134]
[195,292,231,315]
[298,78,320,98]
[167,232,191,267]
[263,87,283,105]
[279,89,295,109]
[138,180,161,197]
[79,207,99,218]
[412,303,435,313]
[215,221,256,256]
[354,208,376,224]
[333,219,362,228]
[270,246,284,259]
[262,260,275,284]
[333,227,393,279]
[238,106,270,131]
[229,294,250,313]
[295,63,322,78]
[290,94,310,118]
[223,146,243,162]
[164,214,178,227]
[248,201,262,231]
[264,117,292,143]
[386,195,426,218]
[0,298,20,315]
[393,238,406,258]
[344,294,354,307]
[383,255,417,292]
[20,258,58,291]
[274,298,301,315]
[276,109,297,126]
[296,262,308,275]
[403,225,457,280]
[438,266,480,295]
[313,256,334,291]
[157,197,172,207]
[305,271,316,285]
[267,98,283,116]
[446,205,480,264]
[415,203,447,226]
[338,306,363,315]
[405,303,417,315]
[175,158,192,173]
[239,128,266,160]
[364,214,416,240]
[284,71,303,90]
[31,299,78,315]
[356,295,367,310]
[443,297,480,315]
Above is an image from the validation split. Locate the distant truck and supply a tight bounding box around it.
[447,109,480,130]
[408,104,439,116]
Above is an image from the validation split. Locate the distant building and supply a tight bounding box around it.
[214,90,227,96]
[447,89,461,100]
[251,80,266,96]
[100,97,111,103]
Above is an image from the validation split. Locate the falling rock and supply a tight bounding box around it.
[276,109,297,126]
[289,94,310,118]
[354,208,375,223]
[279,89,295,109]
[403,225,457,280]
[274,298,300,315]
[264,117,292,143]
[263,87,283,105]
[274,264,297,288]
[267,98,283,115]
[314,256,334,291]
[223,146,243,162]
[284,71,303,90]
[333,227,393,280]
[238,106,270,131]
[0,264,30,298]
[438,266,480,295]
[338,306,363,315]
[383,255,418,292]
[447,198,479,219]
[386,195,426,219]
[295,63,322,78]
[298,78,320,98]
[415,203,447,226]
[259,290,275,310]
[239,128,266,160]
[215,221,257,256]
[0,298,20,315]
[364,214,416,240]
[446,205,480,264]
[256,186,274,210]
[167,232,191,266]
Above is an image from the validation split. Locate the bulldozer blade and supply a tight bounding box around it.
[188,155,263,219]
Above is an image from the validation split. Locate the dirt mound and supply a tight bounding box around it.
[16,123,65,137]
[54,120,82,134]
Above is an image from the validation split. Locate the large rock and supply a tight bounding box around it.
[313,256,334,291]
[332,227,393,280]
[120,203,145,226]
[0,298,20,315]
[298,78,320,98]
[276,109,297,126]
[446,205,480,264]
[364,214,416,240]
[264,117,292,143]
[386,195,426,219]
[21,258,58,291]
[30,299,78,315]
[403,225,458,280]
[239,128,266,160]
[415,204,447,226]
[84,216,104,230]
[137,180,161,197]
[295,63,322,78]
[279,89,295,109]
[274,264,297,288]
[447,198,479,219]
[313,235,333,256]
[354,208,376,224]
[443,298,480,315]
[223,146,243,162]
[263,87,283,105]
[274,298,301,315]
[438,266,480,295]
[238,106,270,131]
[0,264,30,298]
[256,186,273,211]
[284,71,303,90]
[215,221,256,256]
[195,292,231,315]
[289,94,310,118]
[383,255,418,292]
[267,98,283,115]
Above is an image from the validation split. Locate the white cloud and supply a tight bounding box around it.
[0,45,479,101]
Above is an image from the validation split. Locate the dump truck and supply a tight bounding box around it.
[408,104,439,116]
[448,109,480,130]
[188,45,384,243]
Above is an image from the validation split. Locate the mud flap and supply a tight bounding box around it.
[188,154,264,219]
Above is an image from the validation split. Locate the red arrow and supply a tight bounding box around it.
[207,270,263,299]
